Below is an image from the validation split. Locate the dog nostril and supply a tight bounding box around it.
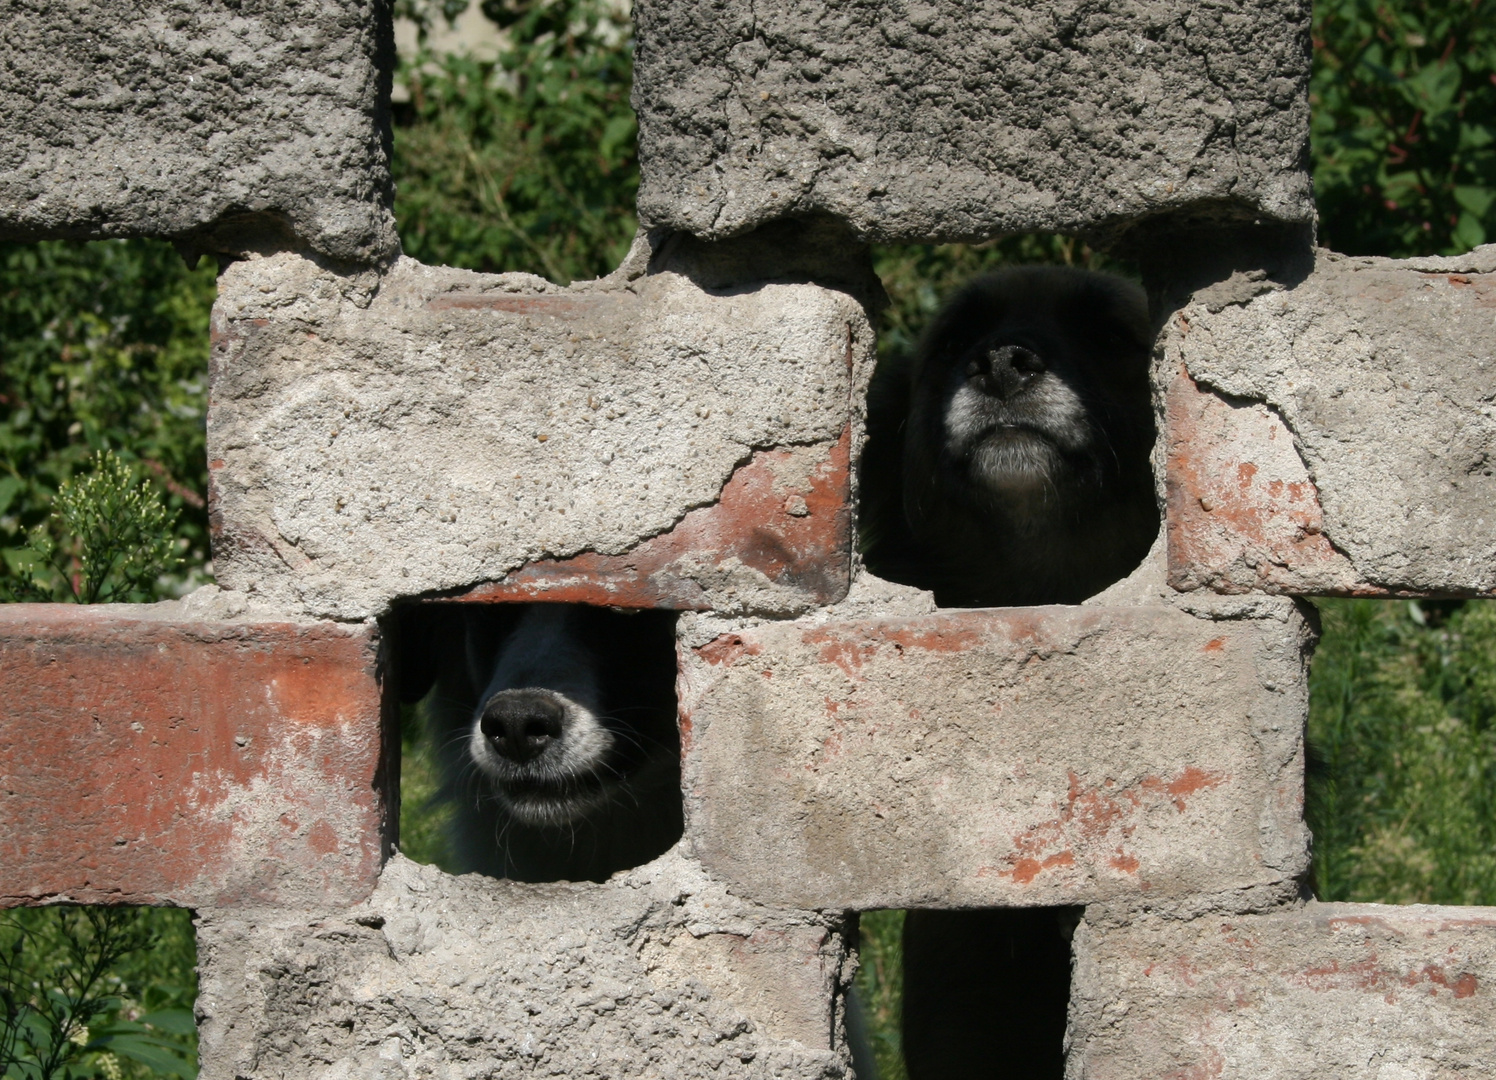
[480,691,565,763]
[987,344,1046,400]
[1009,346,1045,375]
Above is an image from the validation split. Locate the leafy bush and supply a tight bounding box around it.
[391,0,639,283]
[1312,0,1496,255]
[0,240,214,601]
[4,451,179,604]
[0,906,197,1080]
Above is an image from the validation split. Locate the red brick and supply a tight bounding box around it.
[0,606,389,908]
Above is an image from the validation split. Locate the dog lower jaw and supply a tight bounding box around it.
[485,769,619,827]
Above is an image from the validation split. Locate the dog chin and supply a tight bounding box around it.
[968,428,1065,494]
[489,772,615,827]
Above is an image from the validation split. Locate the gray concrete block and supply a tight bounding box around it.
[678,598,1311,910]
[0,0,397,264]
[1069,902,1496,1079]
[208,251,874,620]
[195,852,856,1080]
[632,0,1314,244]
[1164,245,1496,597]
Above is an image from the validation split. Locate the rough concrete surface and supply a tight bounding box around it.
[209,252,872,620]
[1069,902,1496,1079]
[0,0,397,264]
[1165,245,1496,597]
[195,852,855,1080]
[0,601,388,908]
[633,0,1314,244]
[677,601,1311,910]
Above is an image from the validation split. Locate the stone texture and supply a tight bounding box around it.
[1164,246,1496,597]
[0,0,397,264]
[0,602,389,908]
[677,600,1310,910]
[632,0,1314,244]
[208,251,873,620]
[1069,902,1496,1079]
[195,852,856,1080]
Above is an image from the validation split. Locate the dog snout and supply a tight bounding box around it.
[479,689,565,763]
[966,342,1046,401]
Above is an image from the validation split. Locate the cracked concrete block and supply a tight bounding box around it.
[1068,902,1496,1079]
[195,853,855,1080]
[0,0,397,264]
[677,600,1310,910]
[632,0,1314,245]
[208,252,873,620]
[0,602,388,908]
[1164,246,1496,597]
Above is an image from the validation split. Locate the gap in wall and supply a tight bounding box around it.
[391,601,684,883]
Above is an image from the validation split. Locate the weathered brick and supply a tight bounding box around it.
[1069,902,1496,1079]
[0,0,397,264]
[194,853,856,1080]
[0,604,388,908]
[209,252,872,620]
[633,0,1313,245]
[678,602,1310,909]
[1164,246,1496,598]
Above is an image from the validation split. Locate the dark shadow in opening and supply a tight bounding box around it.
[900,907,1081,1080]
[390,602,683,884]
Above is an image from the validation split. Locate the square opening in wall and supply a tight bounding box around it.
[853,905,1082,1080]
[860,240,1158,607]
[390,601,684,883]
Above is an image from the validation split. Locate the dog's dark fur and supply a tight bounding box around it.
[397,603,682,883]
[860,268,1159,1080]
[861,266,1158,607]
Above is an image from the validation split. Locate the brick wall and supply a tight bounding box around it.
[2,1,1493,1077]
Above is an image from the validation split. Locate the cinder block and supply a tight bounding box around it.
[1069,902,1496,1079]
[209,252,872,620]
[0,604,388,908]
[678,601,1310,910]
[1165,246,1496,597]
[632,0,1313,244]
[0,0,396,264]
[195,853,856,1080]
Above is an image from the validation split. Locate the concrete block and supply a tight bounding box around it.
[1165,246,1496,597]
[195,852,856,1080]
[678,600,1310,910]
[208,252,872,620]
[0,0,397,264]
[0,603,388,908]
[1069,902,1496,1079]
[632,0,1313,244]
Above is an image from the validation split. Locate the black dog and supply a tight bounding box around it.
[860,267,1158,1080]
[397,603,683,883]
[861,266,1158,607]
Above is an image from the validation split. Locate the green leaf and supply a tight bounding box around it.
[93,1033,195,1079]
[1452,212,1487,251]
[1453,185,1496,217]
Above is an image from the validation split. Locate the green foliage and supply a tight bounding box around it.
[5,451,179,604]
[1312,0,1496,256]
[398,703,457,870]
[853,910,908,1080]
[391,0,639,284]
[0,907,197,1080]
[1308,598,1496,904]
[0,239,215,600]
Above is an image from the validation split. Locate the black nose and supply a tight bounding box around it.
[965,343,1046,400]
[479,690,565,763]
